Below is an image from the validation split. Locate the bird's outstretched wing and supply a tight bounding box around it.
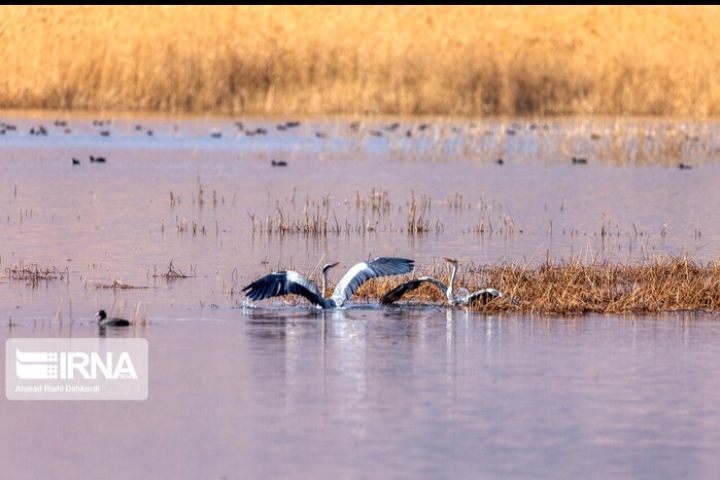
[466,288,520,306]
[380,277,448,305]
[466,288,502,304]
[242,271,326,306]
[330,257,414,307]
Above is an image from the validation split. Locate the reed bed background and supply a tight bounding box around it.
[295,256,720,314]
[2,6,720,116]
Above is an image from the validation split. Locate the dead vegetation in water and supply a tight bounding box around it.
[84,278,149,290]
[152,260,194,280]
[3,262,69,287]
[378,256,720,314]
[407,192,442,234]
[3,6,720,117]
[248,190,449,236]
[247,199,341,235]
[240,256,720,314]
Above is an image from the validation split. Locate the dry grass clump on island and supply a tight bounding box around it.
[336,256,720,314]
[3,6,720,116]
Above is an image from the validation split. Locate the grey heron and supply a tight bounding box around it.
[242,257,414,309]
[96,310,130,327]
[380,257,517,306]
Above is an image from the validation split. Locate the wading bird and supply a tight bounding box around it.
[96,309,130,327]
[381,258,517,306]
[242,257,414,309]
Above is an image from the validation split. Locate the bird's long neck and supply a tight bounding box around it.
[322,270,328,298]
[447,263,457,302]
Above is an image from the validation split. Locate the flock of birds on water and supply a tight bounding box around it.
[0,117,698,169]
[96,256,517,328]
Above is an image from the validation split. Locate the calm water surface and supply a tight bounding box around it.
[2,310,720,479]
[2,112,720,478]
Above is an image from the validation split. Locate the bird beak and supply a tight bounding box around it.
[443,257,456,263]
[322,261,341,274]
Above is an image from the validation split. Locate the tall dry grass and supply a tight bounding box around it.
[371,256,720,314]
[2,6,720,116]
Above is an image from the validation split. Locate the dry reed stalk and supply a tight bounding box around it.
[152,260,191,280]
[132,302,141,325]
[53,297,63,324]
[3,6,720,116]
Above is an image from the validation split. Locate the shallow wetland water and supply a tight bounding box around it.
[2,112,720,478]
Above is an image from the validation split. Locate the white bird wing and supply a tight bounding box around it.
[466,288,503,304]
[330,257,414,307]
[242,270,325,306]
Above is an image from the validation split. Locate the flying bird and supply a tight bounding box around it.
[242,257,414,309]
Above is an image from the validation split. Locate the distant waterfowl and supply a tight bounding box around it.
[381,257,517,307]
[679,163,692,170]
[271,159,288,167]
[29,126,48,136]
[96,310,130,327]
[277,120,302,130]
[99,130,110,136]
[72,158,81,165]
[245,127,268,136]
[54,120,67,127]
[89,155,106,163]
[572,157,587,164]
[210,131,222,138]
[315,131,327,138]
[496,158,504,165]
[243,257,415,309]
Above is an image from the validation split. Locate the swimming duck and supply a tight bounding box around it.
[96,310,130,327]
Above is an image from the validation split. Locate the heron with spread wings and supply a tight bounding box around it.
[243,257,414,309]
[381,257,517,306]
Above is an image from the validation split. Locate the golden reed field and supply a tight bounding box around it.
[369,257,720,314]
[2,5,720,116]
